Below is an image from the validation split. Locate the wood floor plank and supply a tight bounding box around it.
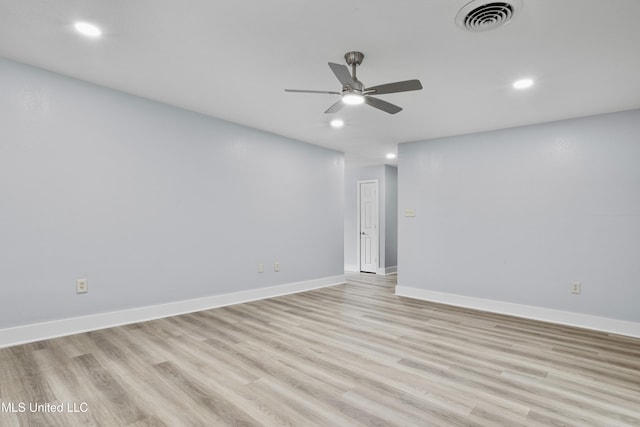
[72,353,148,425]
[154,360,261,426]
[1,272,639,426]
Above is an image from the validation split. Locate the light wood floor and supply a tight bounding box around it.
[1,273,639,426]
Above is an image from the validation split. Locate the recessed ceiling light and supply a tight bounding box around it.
[74,21,102,38]
[386,153,396,159]
[330,119,344,128]
[513,78,534,90]
[342,93,365,105]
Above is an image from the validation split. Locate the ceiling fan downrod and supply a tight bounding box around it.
[344,51,364,81]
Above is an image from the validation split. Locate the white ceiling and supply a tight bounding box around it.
[1,0,639,166]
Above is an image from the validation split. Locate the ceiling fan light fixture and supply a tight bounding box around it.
[342,93,365,105]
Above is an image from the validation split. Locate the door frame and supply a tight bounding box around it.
[357,179,379,273]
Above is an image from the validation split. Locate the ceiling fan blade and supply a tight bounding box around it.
[324,99,344,114]
[366,79,423,95]
[328,62,355,87]
[285,89,341,95]
[365,96,402,114]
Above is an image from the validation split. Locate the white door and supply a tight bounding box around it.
[359,181,378,273]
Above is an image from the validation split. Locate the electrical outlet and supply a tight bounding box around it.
[571,282,581,294]
[274,262,280,272]
[76,278,88,294]
[258,263,264,273]
[404,208,416,217]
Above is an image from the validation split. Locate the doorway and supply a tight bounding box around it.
[358,180,379,273]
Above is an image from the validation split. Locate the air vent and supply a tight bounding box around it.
[455,0,522,32]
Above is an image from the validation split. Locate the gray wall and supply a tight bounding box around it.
[344,164,397,271]
[0,58,344,328]
[398,109,640,322]
[384,165,398,268]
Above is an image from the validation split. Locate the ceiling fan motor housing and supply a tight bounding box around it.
[345,80,364,93]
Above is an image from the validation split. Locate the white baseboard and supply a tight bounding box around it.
[344,264,359,272]
[395,286,640,339]
[0,275,345,349]
[377,266,397,276]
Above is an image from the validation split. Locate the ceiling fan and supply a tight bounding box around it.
[285,51,423,115]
